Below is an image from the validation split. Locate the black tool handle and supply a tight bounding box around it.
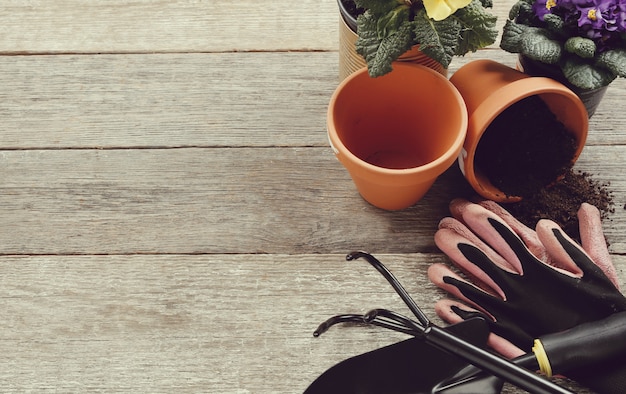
[540,311,626,374]
[424,325,574,394]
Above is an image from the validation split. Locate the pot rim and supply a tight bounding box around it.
[337,0,358,32]
[463,76,588,202]
[327,63,468,180]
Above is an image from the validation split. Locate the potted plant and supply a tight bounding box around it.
[501,0,626,116]
[337,0,498,79]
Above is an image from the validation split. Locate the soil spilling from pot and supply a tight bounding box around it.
[472,95,614,242]
[505,169,614,243]
[475,95,578,199]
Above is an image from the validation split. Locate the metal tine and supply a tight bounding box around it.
[313,312,418,337]
[347,251,431,327]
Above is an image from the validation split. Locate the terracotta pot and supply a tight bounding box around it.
[517,55,608,118]
[328,63,467,210]
[337,0,447,81]
[450,59,589,203]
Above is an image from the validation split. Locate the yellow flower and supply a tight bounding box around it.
[423,0,472,21]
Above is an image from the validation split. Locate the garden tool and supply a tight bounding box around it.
[429,198,626,393]
[306,252,577,394]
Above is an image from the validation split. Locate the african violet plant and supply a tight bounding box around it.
[501,0,626,89]
[354,0,498,77]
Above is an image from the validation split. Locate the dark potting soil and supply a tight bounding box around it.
[504,169,614,243]
[473,95,615,242]
[475,95,578,199]
[340,0,364,19]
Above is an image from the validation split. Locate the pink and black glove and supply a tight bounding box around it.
[428,199,626,393]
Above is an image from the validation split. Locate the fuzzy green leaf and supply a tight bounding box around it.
[542,13,565,33]
[563,57,616,89]
[509,0,535,24]
[520,28,562,64]
[564,37,596,59]
[412,10,459,68]
[500,19,527,53]
[356,12,415,77]
[453,0,498,56]
[597,49,626,77]
[376,5,411,38]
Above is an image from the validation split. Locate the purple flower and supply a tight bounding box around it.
[613,0,626,31]
[533,0,558,20]
[532,0,626,45]
[575,0,617,38]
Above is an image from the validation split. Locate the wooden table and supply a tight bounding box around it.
[1,1,624,392]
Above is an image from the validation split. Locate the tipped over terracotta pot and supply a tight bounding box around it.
[328,63,467,210]
[450,60,589,203]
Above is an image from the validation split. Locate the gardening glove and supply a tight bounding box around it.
[428,198,626,360]
[428,198,626,394]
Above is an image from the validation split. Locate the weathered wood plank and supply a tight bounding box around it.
[1,146,625,255]
[0,0,339,53]
[0,253,613,392]
[0,0,519,54]
[0,52,337,149]
[0,50,625,149]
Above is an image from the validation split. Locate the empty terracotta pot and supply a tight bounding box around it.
[450,60,588,202]
[327,63,467,210]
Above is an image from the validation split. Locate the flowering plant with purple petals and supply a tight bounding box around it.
[501,0,626,89]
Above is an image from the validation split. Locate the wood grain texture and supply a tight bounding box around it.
[0,0,625,392]
[1,253,615,393]
[0,0,339,53]
[0,52,338,149]
[0,0,519,54]
[1,50,625,149]
[1,145,625,256]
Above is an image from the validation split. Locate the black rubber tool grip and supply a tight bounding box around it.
[540,310,626,374]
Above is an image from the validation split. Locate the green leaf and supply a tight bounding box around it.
[500,19,528,53]
[597,49,626,77]
[356,13,415,77]
[509,0,535,24]
[452,0,498,56]
[564,37,596,59]
[520,28,562,64]
[412,10,459,68]
[542,14,565,34]
[563,57,616,89]
[376,5,411,38]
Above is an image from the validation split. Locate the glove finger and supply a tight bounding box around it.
[537,218,624,297]
[437,217,516,271]
[476,199,549,262]
[428,263,498,302]
[439,215,516,273]
[449,199,525,274]
[431,228,507,299]
[434,299,525,359]
[444,198,522,273]
[428,261,514,315]
[577,203,620,289]
[536,219,586,277]
[480,199,609,281]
